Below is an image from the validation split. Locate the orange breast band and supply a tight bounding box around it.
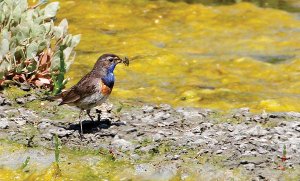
[100,81,112,95]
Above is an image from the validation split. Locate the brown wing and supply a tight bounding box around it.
[59,72,99,105]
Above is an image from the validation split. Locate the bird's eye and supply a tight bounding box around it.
[108,57,114,62]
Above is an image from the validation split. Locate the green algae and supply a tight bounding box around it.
[3,87,29,101]
[0,140,135,180]
[46,0,300,112]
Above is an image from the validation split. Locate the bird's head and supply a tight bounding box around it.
[94,53,129,74]
[99,54,122,68]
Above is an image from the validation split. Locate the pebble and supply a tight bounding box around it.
[14,118,27,126]
[142,105,154,113]
[140,145,158,153]
[16,98,26,104]
[111,138,135,152]
[152,133,163,142]
[49,128,73,137]
[0,118,9,129]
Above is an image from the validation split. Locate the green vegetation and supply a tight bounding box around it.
[20,156,30,170]
[53,134,61,177]
[0,0,80,94]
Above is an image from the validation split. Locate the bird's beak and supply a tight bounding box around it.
[114,56,129,66]
[114,57,123,64]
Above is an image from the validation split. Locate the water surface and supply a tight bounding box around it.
[56,0,300,111]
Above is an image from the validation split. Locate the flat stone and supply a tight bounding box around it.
[38,120,52,130]
[0,118,9,129]
[215,150,223,154]
[140,145,158,153]
[153,133,163,142]
[0,97,6,106]
[159,104,171,111]
[27,95,37,102]
[142,105,154,113]
[171,154,180,160]
[49,128,73,137]
[246,125,268,137]
[14,118,27,126]
[16,98,26,104]
[244,163,255,171]
[111,138,135,152]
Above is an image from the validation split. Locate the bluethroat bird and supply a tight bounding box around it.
[57,54,129,135]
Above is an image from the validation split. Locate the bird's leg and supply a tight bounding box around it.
[86,109,94,122]
[79,109,83,136]
[96,109,102,122]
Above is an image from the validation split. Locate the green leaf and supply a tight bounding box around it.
[58,18,68,35]
[44,2,59,18]
[71,34,81,47]
[27,60,37,73]
[16,31,26,44]
[62,34,72,46]
[1,28,10,40]
[20,156,30,170]
[16,63,24,73]
[38,40,48,52]
[53,26,63,39]
[0,39,10,57]
[26,42,38,59]
[3,0,13,7]
[50,51,60,70]
[65,51,76,70]
[19,0,28,12]
[0,61,10,74]
[43,22,52,34]
[63,47,73,63]
[30,24,45,37]
[12,5,21,20]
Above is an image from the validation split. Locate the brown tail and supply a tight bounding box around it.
[42,93,63,101]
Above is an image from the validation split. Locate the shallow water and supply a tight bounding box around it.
[55,0,300,112]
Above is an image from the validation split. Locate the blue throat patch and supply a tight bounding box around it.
[102,63,116,88]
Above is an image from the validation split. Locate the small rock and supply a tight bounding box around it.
[0,118,9,129]
[190,139,207,146]
[41,133,53,140]
[20,84,31,91]
[153,133,163,142]
[126,128,137,133]
[38,120,52,130]
[4,99,12,106]
[16,98,26,104]
[49,128,73,137]
[130,153,140,160]
[140,145,158,153]
[14,118,27,126]
[111,138,135,152]
[135,164,155,175]
[286,112,300,118]
[27,95,37,102]
[161,113,171,120]
[215,150,223,154]
[246,125,268,137]
[153,112,167,121]
[171,154,180,160]
[142,105,154,113]
[0,96,6,106]
[244,163,255,171]
[197,149,209,156]
[159,104,171,111]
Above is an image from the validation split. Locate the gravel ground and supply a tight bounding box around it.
[0,92,300,180]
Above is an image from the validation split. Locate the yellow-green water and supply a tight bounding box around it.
[54,0,300,112]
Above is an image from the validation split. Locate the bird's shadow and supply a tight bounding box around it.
[65,119,125,134]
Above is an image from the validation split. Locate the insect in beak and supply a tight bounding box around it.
[122,57,129,66]
[115,57,129,66]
